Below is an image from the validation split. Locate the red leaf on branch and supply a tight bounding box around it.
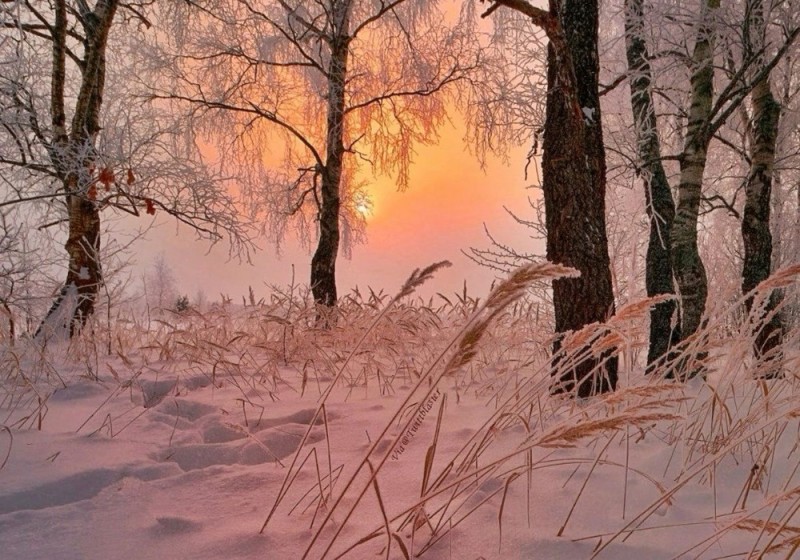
[127,169,135,185]
[145,198,156,215]
[98,167,115,188]
[87,184,97,201]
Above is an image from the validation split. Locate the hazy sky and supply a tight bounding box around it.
[134,119,540,303]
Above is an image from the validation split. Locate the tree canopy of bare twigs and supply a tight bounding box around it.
[0,0,253,337]
[147,0,478,311]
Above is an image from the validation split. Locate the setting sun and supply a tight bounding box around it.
[355,201,371,217]
[353,191,373,218]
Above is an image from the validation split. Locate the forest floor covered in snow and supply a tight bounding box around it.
[2,263,800,559]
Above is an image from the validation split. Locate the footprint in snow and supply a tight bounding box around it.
[151,516,202,535]
[154,399,216,421]
[249,408,334,432]
[140,379,177,408]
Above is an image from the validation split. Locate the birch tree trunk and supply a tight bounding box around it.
[671,0,718,355]
[310,1,351,315]
[624,0,680,370]
[544,0,618,397]
[741,0,784,367]
[40,0,118,337]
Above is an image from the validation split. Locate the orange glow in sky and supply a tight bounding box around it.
[127,0,551,301]
[136,113,538,301]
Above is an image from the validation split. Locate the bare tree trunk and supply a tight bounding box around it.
[40,0,118,336]
[624,0,681,370]
[544,0,617,397]
[62,190,102,335]
[311,1,350,314]
[741,0,784,366]
[671,0,718,355]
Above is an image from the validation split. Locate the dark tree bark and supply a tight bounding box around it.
[544,0,617,397]
[483,0,618,397]
[741,0,784,366]
[624,0,681,370]
[311,3,350,312]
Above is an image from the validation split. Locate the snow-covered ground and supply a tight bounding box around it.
[2,269,799,559]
